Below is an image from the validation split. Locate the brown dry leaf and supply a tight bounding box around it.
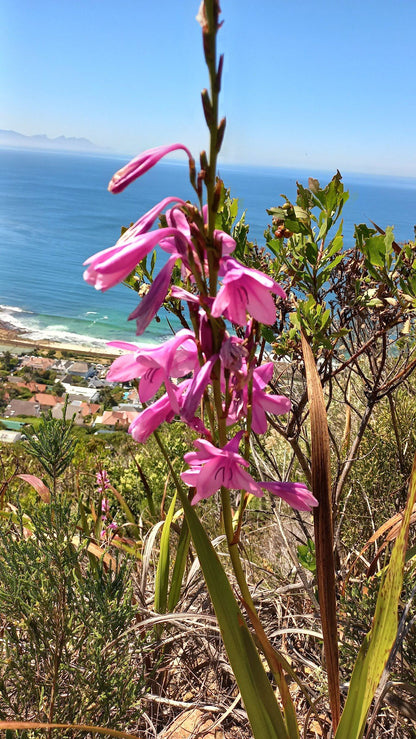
[159,708,218,738]
[301,329,340,727]
[87,541,118,571]
[309,719,323,735]
[17,473,51,503]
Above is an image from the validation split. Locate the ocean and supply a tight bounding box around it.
[1,147,415,350]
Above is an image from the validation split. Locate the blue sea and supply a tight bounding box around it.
[1,147,415,350]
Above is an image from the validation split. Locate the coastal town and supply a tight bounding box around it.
[0,343,138,443]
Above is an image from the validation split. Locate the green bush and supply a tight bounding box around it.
[0,495,149,733]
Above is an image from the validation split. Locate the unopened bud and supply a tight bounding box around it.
[215,54,224,93]
[188,157,197,189]
[201,89,213,127]
[212,178,223,212]
[216,117,226,153]
[200,150,209,171]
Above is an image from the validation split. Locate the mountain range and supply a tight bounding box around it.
[0,129,109,153]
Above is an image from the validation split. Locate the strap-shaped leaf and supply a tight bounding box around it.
[177,485,290,738]
[336,450,416,738]
[167,513,191,611]
[301,328,341,727]
[154,492,177,614]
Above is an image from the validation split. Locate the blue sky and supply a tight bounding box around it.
[1,0,416,176]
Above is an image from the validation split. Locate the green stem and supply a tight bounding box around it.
[152,429,184,495]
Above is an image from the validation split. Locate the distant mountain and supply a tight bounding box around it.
[0,129,110,153]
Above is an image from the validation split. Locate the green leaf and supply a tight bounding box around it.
[297,540,316,574]
[154,493,177,615]
[167,514,191,611]
[365,235,386,268]
[306,241,318,265]
[176,487,290,738]
[261,325,276,343]
[335,452,416,739]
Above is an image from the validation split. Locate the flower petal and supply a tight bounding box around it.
[106,353,142,382]
[128,255,178,336]
[261,481,318,511]
[108,144,193,193]
[128,393,174,443]
[181,354,218,421]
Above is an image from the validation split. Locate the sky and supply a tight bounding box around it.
[1,0,416,176]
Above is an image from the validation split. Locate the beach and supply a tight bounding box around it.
[0,319,122,360]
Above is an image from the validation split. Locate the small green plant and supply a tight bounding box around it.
[0,494,148,735]
[24,403,78,493]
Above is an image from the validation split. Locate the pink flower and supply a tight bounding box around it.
[261,481,318,512]
[108,144,194,194]
[96,469,110,493]
[107,329,198,406]
[127,196,186,236]
[211,257,286,325]
[226,361,291,433]
[214,230,236,256]
[220,335,248,371]
[250,364,291,434]
[181,353,219,421]
[83,227,188,291]
[181,432,263,504]
[128,380,191,443]
[128,254,179,335]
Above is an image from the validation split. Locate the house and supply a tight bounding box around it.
[113,403,141,412]
[0,430,22,444]
[26,381,47,393]
[29,393,64,412]
[20,356,55,372]
[4,399,41,418]
[5,378,47,394]
[95,410,139,429]
[51,401,85,425]
[80,402,101,417]
[67,361,90,378]
[51,359,73,375]
[87,376,108,389]
[52,401,100,425]
[60,383,100,403]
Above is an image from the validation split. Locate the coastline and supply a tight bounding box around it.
[0,320,122,360]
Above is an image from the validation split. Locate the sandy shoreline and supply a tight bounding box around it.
[0,321,122,360]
